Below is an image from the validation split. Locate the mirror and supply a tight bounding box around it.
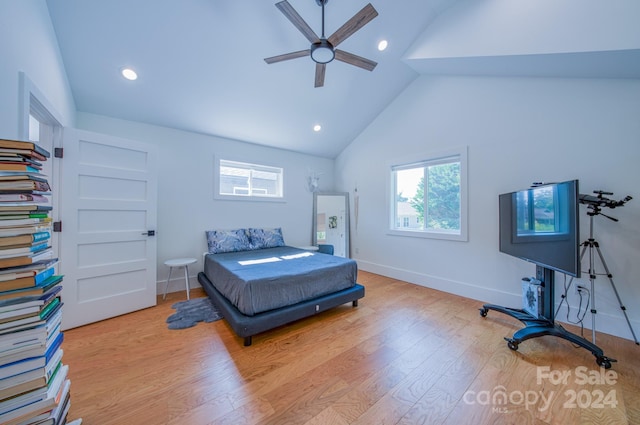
[313,192,350,258]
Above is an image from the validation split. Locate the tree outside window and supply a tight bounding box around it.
[409,161,460,231]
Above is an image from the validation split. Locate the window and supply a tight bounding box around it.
[216,159,284,200]
[389,147,468,241]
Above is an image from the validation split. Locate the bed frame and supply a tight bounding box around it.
[197,271,365,346]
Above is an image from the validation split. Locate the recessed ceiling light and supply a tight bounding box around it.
[378,40,388,51]
[121,67,138,81]
[313,124,322,132]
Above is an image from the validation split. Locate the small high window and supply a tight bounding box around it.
[216,159,284,200]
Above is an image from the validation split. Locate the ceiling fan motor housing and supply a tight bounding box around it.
[311,39,335,63]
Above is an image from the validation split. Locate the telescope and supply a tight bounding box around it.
[575,189,639,346]
[579,190,632,221]
[579,190,631,209]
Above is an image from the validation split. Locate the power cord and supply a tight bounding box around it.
[555,273,591,342]
[574,286,591,339]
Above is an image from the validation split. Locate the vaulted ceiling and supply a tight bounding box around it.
[45,0,640,158]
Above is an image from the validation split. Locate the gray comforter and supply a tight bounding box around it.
[203,246,357,316]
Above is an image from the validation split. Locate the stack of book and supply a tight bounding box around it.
[0,139,70,425]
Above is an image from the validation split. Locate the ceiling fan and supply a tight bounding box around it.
[264,0,379,88]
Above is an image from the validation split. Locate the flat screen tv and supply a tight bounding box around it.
[499,179,581,278]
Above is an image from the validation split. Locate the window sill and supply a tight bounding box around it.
[387,228,468,242]
[214,194,287,203]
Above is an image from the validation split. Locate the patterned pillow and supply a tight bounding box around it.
[206,229,251,254]
[248,227,285,250]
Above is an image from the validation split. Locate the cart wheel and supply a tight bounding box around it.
[479,308,488,317]
[596,356,612,369]
[507,340,519,351]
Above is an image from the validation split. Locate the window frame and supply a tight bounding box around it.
[18,72,63,257]
[214,157,286,202]
[387,146,468,242]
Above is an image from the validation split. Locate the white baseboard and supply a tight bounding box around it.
[155,273,199,297]
[356,259,639,343]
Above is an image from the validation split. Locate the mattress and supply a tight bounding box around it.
[203,246,358,316]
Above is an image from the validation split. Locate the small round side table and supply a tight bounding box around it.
[163,258,197,300]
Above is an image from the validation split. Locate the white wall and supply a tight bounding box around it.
[407,0,640,59]
[335,75,640,340]
[76,113,334,287]
[0,0,75,135]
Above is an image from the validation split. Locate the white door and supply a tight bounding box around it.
[59,129,158,329]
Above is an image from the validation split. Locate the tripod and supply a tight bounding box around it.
[570,210,639,345]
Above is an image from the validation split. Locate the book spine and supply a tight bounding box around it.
[31,232,50,243]
[38,298,60,320]
[36,275,62,290]
[30,244,50,254]
[33,268,55,286]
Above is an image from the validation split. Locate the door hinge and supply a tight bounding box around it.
[142,230,155,236]
[53,221,62,232]
[54,148,63,158]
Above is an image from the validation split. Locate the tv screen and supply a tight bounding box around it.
[499,180,581,277]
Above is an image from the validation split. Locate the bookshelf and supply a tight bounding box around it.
[0,138,75,425]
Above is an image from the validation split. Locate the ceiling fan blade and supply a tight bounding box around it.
[334,49,377,71]
[275,0,320,44]
[315,63,326,88]
[328,3,378,48]
[264,49,310,64]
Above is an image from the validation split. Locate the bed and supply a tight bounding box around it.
[197,228,364,346]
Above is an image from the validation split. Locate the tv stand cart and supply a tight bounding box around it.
[479,265,616,369]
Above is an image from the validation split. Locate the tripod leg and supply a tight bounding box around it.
[590,271,597,344]
[580,241,598,344]
[594,244,639,345]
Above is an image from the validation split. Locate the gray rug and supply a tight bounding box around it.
[166,297,223,330]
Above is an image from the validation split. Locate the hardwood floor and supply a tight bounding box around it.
[63,271,640,424]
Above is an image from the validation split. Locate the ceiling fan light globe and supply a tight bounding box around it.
[311,40,335,64]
